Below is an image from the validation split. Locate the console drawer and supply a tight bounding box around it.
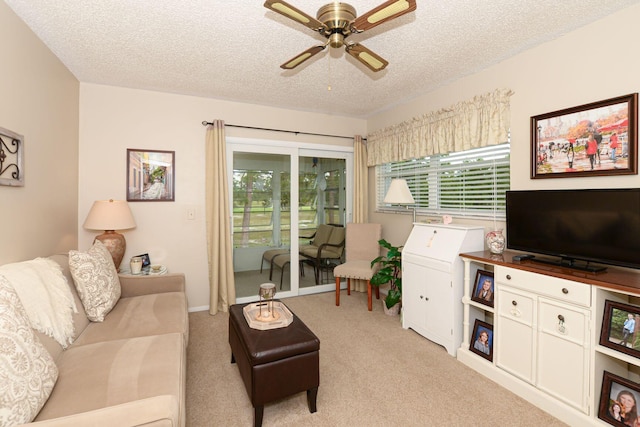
[538,297,588,344]
[495,266,590,307]
[498,286,535,325]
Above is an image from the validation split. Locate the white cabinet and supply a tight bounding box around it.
[455,252,640,426]
[496,285,536,383]
[402,259,453,352]
[537,297,590,411]
[495,266,590,413]
[402,223,484,356]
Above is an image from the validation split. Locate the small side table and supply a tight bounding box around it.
[118,265,168,276]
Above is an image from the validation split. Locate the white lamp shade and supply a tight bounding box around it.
[83,199,136,231]
[383,179,415,204]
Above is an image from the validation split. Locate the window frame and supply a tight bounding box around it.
[376,143,510,220]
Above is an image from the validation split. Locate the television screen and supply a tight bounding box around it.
[506,189,640,270]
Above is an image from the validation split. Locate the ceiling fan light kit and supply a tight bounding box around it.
[264,0,417,72]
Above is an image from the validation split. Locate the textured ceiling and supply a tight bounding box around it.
[5,0,640,118]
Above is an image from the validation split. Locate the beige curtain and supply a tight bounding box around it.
[353,135,368,224]
[205,121,235,315]
[367,88,513,166]
[352,135,369,292]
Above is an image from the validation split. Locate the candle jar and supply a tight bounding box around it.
[130,256,143,274]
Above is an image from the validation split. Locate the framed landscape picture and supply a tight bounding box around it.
[531,93,638,179]
[599,300,640,359]
[126,149,175,202]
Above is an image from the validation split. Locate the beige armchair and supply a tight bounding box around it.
[333,223,382,311]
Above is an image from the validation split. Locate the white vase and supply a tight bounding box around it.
[485,229,505,254]
[383,300,401,316]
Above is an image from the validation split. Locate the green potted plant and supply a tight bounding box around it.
[370,239,403,314]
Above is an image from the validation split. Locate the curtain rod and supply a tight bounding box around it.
[201,121,365,141]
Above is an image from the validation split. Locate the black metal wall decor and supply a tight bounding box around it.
[0,127,24,186]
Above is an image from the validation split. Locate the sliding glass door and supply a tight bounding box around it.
[230,140,352,303]
[298,154,347,293]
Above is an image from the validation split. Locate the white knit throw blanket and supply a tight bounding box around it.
[0,258,78,348]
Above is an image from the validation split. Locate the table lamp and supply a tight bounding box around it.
[83,199,136,271]
[383,178,416,222]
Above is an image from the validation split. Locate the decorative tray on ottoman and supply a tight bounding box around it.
[242,301,294,330]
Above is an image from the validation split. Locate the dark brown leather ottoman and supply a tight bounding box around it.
[229,302,320,427]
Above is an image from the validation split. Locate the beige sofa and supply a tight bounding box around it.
[18,254,189,426]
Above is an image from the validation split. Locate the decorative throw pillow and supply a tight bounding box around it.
[0,275,58,425]
[68,240,121,322]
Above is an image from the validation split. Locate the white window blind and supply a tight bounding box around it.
[376,143,510,219]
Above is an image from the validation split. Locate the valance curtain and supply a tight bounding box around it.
[367,88,513,166]
[205,120,235,315]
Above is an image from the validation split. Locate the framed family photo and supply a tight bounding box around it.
[469,320,493,362]
[126,149,175,202]
[599,300,640,358]
[531,93,638,179]
[598,371,640,426]
[471,270,494,308]
[135,253,151,268]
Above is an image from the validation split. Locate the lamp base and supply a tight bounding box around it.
[94,230,126,271]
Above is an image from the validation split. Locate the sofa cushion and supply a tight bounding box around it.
[68,241,121,322]
[0,275,58,426]
[34,333,185,424]
[72,292,189,346]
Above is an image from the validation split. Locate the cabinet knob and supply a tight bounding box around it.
[558,314,565,322]
[506,274,512,280]
[420,295,423,299]
[511,300,518,306]
[562,288,569,294]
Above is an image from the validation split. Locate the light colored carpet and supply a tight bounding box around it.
[186,291,568,426]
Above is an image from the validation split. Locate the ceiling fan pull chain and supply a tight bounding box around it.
[327,51,332,91]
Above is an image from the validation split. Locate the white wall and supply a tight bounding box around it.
[368,3,640,247]
[78,84,366,309]
[8,0,640,309]
[0,2,79,263]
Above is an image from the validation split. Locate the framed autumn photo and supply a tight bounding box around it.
[531,93,638,178]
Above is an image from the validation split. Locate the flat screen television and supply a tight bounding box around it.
[506,188,640,272]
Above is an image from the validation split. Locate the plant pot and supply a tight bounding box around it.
[382,300,401,316]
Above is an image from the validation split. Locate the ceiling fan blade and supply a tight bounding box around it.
[346,43,389,72]
[264,0,326,32]
[351,0,417,32]
[280,45,326,70]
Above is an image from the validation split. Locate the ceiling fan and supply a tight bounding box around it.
[264,0,417,72]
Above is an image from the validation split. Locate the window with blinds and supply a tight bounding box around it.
[376,143,511,219]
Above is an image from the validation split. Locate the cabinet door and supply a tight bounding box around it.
[402,260,454,353]
[537,298,590,413]
[425,268,454,350]
[496,286,536,384]
[402,260,427,329]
